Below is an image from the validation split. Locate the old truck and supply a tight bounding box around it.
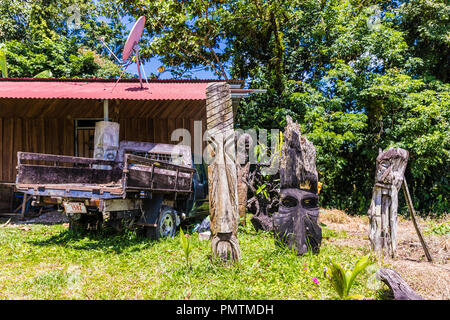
[15,141,209,240]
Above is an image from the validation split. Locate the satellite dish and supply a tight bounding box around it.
[122,16,146,63]
[99,16,149,91]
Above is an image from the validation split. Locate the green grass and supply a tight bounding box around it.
[0,219,382,300]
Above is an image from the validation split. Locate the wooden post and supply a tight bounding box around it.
[206,82,240,263]
[402,179,433,262]
[20,193,27,220]
[103,99,109,121]
[279,116,318,193]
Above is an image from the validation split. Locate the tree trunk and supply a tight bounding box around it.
[368,148,409,258]
[206,82,240,263]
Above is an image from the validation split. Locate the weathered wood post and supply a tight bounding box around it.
[279,116,318,193]
[368,148,409,257]
[206,82,240,263]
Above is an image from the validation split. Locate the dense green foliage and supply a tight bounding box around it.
[121,0,449,215]
[0,1,447,214]
[0,0,126,78]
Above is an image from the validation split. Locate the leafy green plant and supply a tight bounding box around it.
[326,254,372,300]
[425,219,450,236]
[256,183,269,199]
[34,70,53,78]
[179,228,192,268]
[0,49,7,77]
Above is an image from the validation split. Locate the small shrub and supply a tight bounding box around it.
[425,219,450,236]
[325,254,372,300]
[179,228,192,268]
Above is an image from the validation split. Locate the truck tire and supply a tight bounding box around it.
[145,207,177,240]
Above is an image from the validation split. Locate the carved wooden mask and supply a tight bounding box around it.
[273,188,322,255]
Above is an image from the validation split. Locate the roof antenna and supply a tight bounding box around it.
[99,16,148,91]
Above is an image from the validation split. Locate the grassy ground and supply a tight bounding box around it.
[0,214,385,300]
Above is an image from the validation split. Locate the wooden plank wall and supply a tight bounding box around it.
[119,118,206,149]
[0,117,206,183]
[0,98,207,212]
[0,118,74,182]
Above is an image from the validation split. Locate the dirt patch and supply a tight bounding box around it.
[24,211,69,224]
[1,211,69,226]
[320,208,449,300]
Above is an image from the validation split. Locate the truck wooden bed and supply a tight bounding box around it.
[16,152,195,200]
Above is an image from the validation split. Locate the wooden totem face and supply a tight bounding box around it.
[207,130,240,262]
[375,149,409,188]
[273,188,322,255]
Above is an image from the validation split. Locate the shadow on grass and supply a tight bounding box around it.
[28,228,161,254]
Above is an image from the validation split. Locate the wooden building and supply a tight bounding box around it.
[0,78,249,212]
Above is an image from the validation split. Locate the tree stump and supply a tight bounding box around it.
[206,82,240,263]
[273,116,322,255]
[279,116,318,193]
[368,148,409,258]
[376,268,424,300]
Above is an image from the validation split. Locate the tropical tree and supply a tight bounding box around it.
[120,0,449,215]
[0,0,127,78]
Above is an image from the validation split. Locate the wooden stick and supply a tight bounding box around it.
[402,179,433,262]
[20,193,28,220]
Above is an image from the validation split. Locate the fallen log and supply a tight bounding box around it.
[376,268,424,300]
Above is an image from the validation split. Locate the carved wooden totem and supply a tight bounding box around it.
[368,148,409,257]
[236,133,252,226]
[274,116,322,255]
[206,82,240,263]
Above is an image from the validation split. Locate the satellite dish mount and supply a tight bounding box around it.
[100,16,148,91]
[122,16,147,89]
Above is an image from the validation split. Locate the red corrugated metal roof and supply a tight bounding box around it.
[0,78,241,100]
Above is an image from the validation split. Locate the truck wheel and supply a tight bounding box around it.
[145,207,177,240]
